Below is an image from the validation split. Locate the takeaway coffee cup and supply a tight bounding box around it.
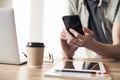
[26,42,45,68]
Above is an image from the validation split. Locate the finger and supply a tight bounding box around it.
[69,28,83,39]
[72,40,83,47]
[68,39,79,47]
[60,30,66,40]
[60,35,66,40]
[83,27,94,36]
[66,37,75,45]
[68,36,84,47]
[63,28,70,35]
[64,28,74,39]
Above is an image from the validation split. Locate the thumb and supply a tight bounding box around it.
[83,27,94,36]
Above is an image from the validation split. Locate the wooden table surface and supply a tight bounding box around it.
[0,58,120,80]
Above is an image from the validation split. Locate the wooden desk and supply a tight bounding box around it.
[0,58,120,80]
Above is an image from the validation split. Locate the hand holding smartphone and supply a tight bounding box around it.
[62,15,84,36]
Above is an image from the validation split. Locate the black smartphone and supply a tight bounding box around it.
[62,15,84,36]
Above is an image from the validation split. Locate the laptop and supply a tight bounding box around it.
[0,8,27,64]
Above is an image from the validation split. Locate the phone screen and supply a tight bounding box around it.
[62,15,84,36]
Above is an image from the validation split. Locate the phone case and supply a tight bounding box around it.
[62,15,84,36]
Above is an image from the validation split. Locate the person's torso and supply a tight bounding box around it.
[64,0,119,58]
[66,0,119,44]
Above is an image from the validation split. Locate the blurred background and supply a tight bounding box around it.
[0,0,86,58]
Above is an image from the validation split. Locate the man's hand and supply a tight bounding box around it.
[69,27,94,48]
[60,28,79,59]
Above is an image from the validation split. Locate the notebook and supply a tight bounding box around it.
[0,8,27,64]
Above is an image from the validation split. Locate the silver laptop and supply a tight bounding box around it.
[0,8,27,64]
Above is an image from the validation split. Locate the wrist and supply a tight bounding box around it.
[85,39,97,50]
[62,51,74,59]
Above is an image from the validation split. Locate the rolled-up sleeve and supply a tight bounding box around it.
[114,5,120,22]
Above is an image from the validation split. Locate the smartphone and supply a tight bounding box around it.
[62,15,84,36]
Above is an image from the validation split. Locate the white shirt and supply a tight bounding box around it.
[63,0,120,58]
